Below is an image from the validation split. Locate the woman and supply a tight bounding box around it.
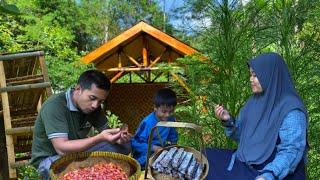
[208,52,307,180]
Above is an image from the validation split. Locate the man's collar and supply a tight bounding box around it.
[65,88,78,111]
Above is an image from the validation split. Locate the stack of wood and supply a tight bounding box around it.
[151,147,203,180]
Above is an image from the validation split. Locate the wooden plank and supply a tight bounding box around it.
[141,23,198,55]
[81,22,144,64]
[0,61,17,178]
[0,82,51,93]
[38,55,52,96]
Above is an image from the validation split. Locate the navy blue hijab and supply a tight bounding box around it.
[236,52,307,164]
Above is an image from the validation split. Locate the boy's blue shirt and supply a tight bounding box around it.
[131,111,178,167]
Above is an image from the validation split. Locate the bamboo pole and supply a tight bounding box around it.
[0,82,51,93]
[5,126,34,135]
[10,160,29,169]
[0,51,44,61]
[110,72,124,83]
[122,51,141,67]
[0,61,17,178]
[142,36,148,66]
[6,76,43,86]
[149,48,167,67]
[107,67,160,72]
[38,55,52,96]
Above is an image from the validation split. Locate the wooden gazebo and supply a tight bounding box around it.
[82,21,198,133]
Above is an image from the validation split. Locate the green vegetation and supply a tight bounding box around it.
[0,0,319,179]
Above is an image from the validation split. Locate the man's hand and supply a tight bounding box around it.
[99,128,122,144]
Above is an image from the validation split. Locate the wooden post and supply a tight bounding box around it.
[142,36,148,66]
[118,50,122,68]
[0,61,17,178]
[38,55,52,96]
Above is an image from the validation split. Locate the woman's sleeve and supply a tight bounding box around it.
[259,110,306,180]
[223,112,242,142]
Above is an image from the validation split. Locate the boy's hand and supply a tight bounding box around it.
[153,145,163,153]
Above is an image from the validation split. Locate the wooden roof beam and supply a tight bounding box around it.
[149,47,167,68]
[122,50,141,67]
[107,67,160,72]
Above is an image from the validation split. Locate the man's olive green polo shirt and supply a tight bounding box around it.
[30,89,107,168]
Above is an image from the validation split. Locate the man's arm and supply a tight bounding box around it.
[51,128,121,155]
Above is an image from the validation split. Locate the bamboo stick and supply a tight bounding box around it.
[7,76,43,86]
[6,74,43,83]
[5,126,34,135]
[0,82,51,93]
[38,55,52,96]
[0,51,44,61]
[0,61,17,178]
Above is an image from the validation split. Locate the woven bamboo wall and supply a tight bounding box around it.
[105,83,167,134]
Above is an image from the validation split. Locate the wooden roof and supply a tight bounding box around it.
[81,21,198,81]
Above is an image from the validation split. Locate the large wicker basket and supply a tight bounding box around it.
[144,121,209,180]
[49,151,141,180]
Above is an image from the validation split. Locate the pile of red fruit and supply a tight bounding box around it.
[62,162,128,180]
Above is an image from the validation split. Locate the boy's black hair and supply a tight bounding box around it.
[77,70,111,92]
[154,88,177,107]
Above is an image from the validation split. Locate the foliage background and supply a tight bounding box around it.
[0,0,319,179]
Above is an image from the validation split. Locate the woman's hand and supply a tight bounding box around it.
[214,104,231,121]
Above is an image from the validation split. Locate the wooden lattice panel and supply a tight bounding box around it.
[0,51,52,179]
[105,83,167,134]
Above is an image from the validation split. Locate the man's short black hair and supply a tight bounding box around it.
[154,88,177,107]
[77,70,111,92]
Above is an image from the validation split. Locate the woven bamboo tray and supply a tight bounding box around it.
[144,121,209,180]
[49,151,141,180]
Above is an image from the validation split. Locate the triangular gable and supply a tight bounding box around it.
[81,21,198,64]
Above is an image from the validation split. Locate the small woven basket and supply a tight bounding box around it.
[49,151,141,180]
[144,121,209,180]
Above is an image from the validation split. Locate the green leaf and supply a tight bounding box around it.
[0,4,20,15]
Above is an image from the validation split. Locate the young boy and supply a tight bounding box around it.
[131,88,178,168]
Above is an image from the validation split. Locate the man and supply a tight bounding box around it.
[30,70,131,179]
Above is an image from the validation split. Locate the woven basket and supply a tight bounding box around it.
[148,145,209,180]
[144,121,209,180]
[49,151,141,180]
